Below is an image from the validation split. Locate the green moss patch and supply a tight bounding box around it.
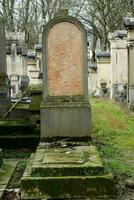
[21,174,114,199]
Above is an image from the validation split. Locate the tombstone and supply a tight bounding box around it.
[124,17,134,110]
[21,46,29,92]
[0,18,10,118]
[22,48,27,77]
[88,63,97,93]
[21,10,114,200]
[96,51,111,96]
[110,30,128,101]
[41,14,91,138]
[5,32,25,78]
[28,46,43,112]
[34,43,43,79]
[27,49,40,85]
[10,43,20,98]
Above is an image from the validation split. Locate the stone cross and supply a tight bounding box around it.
[41,12,91,139]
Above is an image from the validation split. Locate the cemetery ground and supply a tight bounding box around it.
[91,98,134,199]
[2,97,134,199]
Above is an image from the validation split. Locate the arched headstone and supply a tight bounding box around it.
[41,15,91,138]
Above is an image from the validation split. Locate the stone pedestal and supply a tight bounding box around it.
[110,30,128,100]
[124,17,134,110]
[127,42,134,110]
[27,50,41,85]
[128,84,134,110]
[21,144,114,199]
[10,74,20,98]
[96,52,111,96]
[41,101,91,139]
[34,43,43,78]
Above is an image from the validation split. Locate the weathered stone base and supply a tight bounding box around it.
[128,102,134,111]
[29,85,43,112]
[0,74,10,118]
[21,143,115,199]
[128,86,134,111]
[0,120,40,148]
[41,101,91,138]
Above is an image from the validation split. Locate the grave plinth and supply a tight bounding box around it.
[110,31,128,101]
[21,145,114,199]
[21,12,114,200]
[41,16,91,139]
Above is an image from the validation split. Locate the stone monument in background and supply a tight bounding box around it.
[21,9,114,200]
[10,43,20,98]
[0,18,10,118]
[124,17,134,110]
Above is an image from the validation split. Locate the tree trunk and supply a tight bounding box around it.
[100,33,108,51]
[91,32,97,63]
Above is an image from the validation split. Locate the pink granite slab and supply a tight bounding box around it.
[47,21,84,96]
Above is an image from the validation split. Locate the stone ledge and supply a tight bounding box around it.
[21,145,115,199]
[21,174,114,199]
[41,101,91,108]
[31,145,104,177]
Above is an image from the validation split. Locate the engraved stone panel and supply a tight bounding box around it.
[47,21,84,96]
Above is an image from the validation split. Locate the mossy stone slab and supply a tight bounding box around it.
[31,145,104,176]
[0,160,17,199]
[21,174,114,199]
[21,145,115,199]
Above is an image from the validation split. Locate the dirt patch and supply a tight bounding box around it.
[97,109,127,130]
[105,114,127,130]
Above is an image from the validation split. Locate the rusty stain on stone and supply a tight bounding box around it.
[47,21,84,96]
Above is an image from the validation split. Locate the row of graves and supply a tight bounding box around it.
[88,17,134,111]
[5,32,43,100]
[88,31,127,101]
[1,11,134,199]
[3,18,134,113]
[0,10,116,199]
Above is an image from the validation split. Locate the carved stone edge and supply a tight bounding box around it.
[42,15,88,102]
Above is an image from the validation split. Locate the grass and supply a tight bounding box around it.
[91,98,134,180]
